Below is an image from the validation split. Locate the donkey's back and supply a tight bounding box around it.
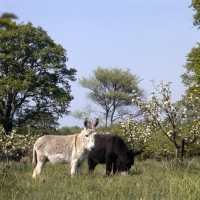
[33,134,76,166]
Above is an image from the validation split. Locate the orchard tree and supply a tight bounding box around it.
[0,126,40,165]
[0,22,76,134]
[121,117,151,150]
[78,67,146,127]
[120,118,174,159]
[132,80,200,161]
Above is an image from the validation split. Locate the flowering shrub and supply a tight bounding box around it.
[0,126,40,165]
[121,118,151,150]
[131,80,200,159]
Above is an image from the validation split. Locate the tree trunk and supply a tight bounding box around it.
[175,148,179,160]
[181,139,185,163]
[175,141,184,163]
[3,119,13,134]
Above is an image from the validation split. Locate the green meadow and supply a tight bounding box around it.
[1,158,200,200]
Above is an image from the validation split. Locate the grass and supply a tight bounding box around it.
[1,157,200,200]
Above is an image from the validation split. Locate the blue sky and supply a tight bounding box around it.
[1,0,199,127]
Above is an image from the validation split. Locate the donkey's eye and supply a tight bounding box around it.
[85,135,89,137]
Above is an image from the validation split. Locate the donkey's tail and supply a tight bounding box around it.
[32,145,37,169]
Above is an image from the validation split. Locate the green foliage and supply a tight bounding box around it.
[19,112,59,136]
[97,122,123,135]
[181,43,200,91]
[144,130,175,159]
[78,67,145,127]
[58,126,81,135]
[181,1,200,121]
[0,13,17,29]
[0,22,76,133]
[190,0,200,28]
[181,46,200,125]
[71,110,92,120]
[1,158,200,199]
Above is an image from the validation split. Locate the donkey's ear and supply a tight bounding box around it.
[84,118,88,127]
[93,118,99,127]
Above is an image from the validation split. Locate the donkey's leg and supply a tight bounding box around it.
[70,159,78,177]
[105,161,113,176]
[88,158,97,172]
[105,154,113,176]
[113,161,117,174]
[77,162,83,175]
[32,154,46,178]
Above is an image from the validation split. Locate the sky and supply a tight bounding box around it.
[1,0,199,128]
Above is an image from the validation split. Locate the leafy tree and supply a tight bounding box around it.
[190,0,200,28]
[97,122,123,135]
[178,1,200,159]
[58,126,81,135]
[72,109,92,121]
[181,43,200,94]
[0,13,17,29]
[0,22,76,134]
[181,0,200,120]
[17,112,59,136]
[78,67,145,127]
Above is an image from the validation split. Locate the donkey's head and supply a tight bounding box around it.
[116,150,143,174]
[81,118,99,151]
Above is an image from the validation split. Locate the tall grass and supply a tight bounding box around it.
[1,157,200,200]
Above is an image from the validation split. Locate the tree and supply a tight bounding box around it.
[17,112,59,136]
[181,1,200,91]
[190,0,200,29]
[181,43,200,94]
[78,67,145,127]
[0,126,40,165]
[133,80,200,161]
[0,13,17,29]
[58,126,81,135]
[0,22,76,134]
[181,0,200,112]
[121,117,151,150]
